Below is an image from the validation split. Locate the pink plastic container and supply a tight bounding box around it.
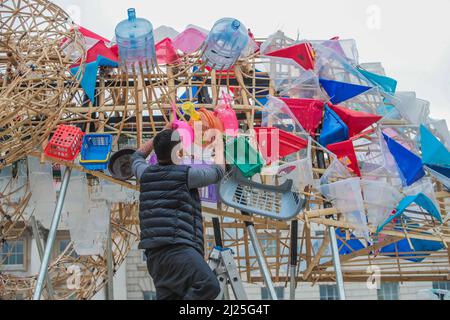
[214,93,239,137]
[173,27,207,54]
[172,103,194,150]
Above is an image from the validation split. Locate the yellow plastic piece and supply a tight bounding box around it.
[182,102,201,121]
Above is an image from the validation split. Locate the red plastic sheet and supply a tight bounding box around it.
[254,127,308,164]
[330,104,382,137]
[280,98,324,136]
[327,139,361,177]
[266,42,315,70]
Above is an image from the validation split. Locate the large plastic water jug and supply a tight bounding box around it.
[203,18,249,70]
[115,8,156,73]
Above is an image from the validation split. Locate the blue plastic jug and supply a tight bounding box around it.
[203,18,249,70]
[115,8,156,73]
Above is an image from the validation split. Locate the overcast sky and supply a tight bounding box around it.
[54,0,450,123]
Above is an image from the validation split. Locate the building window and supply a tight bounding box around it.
[433,282,450,291]
[56,238,78,259]
[320,285,339,300]
[0,240,25,270]
[261,287,284,300]
[377,283,400,301]
[143,291,157,300]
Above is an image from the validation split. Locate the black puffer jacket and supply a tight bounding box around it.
[138,165,204,256]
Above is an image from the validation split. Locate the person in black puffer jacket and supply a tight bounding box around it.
[131,127,225,300]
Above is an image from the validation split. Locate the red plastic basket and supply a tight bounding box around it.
[254,127,308,164]
[44,125,84,162]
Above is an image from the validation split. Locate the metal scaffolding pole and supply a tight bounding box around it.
[316,147,347,300]
[106,204,114,300]
[290,220,299,300]
[246,223,278,301]
[33,167,72,300]
[30,216,55,300]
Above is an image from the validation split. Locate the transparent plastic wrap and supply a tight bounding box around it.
[262,96,306,134]
[260,56,307,94]
[69,199,109,256]
[361,180,403,227]
[312,42,371,87]
[319,156,352,186]
[279,71,325,100]
[276,138,314,192]
[320,178,369,239]
[403,178,439,210]
[427,119,450,149]
[392,92,430,125]
[260,30,297,55]
[310,38,359,65]
[356,130,402,187]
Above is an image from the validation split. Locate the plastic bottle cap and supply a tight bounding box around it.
[128,8,137,22]
[232,20,241,30]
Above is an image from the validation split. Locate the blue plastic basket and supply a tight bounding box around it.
[80,134,113,171]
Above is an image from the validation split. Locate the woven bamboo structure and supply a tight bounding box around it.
[0,0,448,300]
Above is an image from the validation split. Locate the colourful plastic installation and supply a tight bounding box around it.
[420,125,450,168]
[327,140,361,176]
[358,68,398,94]
[377,193,443,233]
[280,98,324,136]
[182,102,201,121]
[254,127,308,164]
[383,133,425,186]
[319,105,349,147]
[172,27,207,54]
[319,78,372,104]
[330,104,382,137]
[266,42,316,70]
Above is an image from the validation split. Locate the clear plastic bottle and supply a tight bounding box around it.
[115,8,156,73]
[203,18,249,70]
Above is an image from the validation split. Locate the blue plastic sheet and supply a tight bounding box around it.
[383,133,425,186]
[71,56,118,103]
[380,237,444,263]
[358,68,398,94]
[335,228,365,255]
[319,78,372,104]
[421,125,450,168]
[319,105,349,147]
[377,193,443,233]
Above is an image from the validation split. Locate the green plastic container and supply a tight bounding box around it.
[225,136,265,178]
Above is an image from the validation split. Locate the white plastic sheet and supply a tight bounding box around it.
[260,30,297,55]
[361,180,403,227]
[393,92,430,125]
[320,178,369,240]
[275,138,314,192]
[319,156,352,186]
